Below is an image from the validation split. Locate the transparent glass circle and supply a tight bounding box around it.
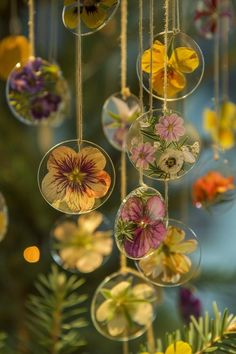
[138,31,204,101]
[0,193,8,241]
[38,140,115,214]
[50,211,113,273]
[192,152,236,213]
[91,270,158,341]
[62,0,120,36]
[136,218,201,287]
[114,186,166,260]
[203,98,236,151]
[194,0,234,39]
[102,92,141,151]
[127,108,201,181]
[6,57,70,126]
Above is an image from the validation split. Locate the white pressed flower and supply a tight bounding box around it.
[158,149,184,177]
[181,146,196,164]
[139,119,151,128]
[153,141,161,149]
[111,96,140,122]
[191,141,200,155]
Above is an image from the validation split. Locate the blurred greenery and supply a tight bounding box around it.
[0,0,236,354]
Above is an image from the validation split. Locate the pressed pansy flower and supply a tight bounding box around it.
[141,40,199,98]
[41,145,111,213]
[130,142,157,170]
[52,211,113,273]
[139,226,198,284]
[96,280,155,337]
[63,0,118,31]
[155,113,186,142]
[115,189,166,259]
[192,171,235,208]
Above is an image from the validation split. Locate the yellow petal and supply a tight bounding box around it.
[165,341,192,354]
[203,108,217,133]
[107,312,127,336]
[64,188,95,212]
[86,170,111,198]
[132,284,154,299]
[111,281,130,298]
[169,239,198,254]
[47,146,77,171]
[165,226,185,246]
[167,254,191,274]
[60,247,85,268]
[93,235,113,255]
[79,147,106,170]
[81,6,107,29]
[152,69,186,98]
[220,101,236,128]
[63,4,79,30]
[142,40,166,74]
[96,299,114,322]
[76,250,103,272]
[78,211,103,233]
[218,129,235,150]
[169,47,199,74]
[131,302,153,326]
[53,221,77,241]
[41,172,66,203]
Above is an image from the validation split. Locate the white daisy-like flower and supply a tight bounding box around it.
[158,149,184,177]
[111,96,140,123]
[96,280,155,337]
[181,146,196,164]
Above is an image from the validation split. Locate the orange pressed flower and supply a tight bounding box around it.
[142,40,199,98]
[192,171,235,208]
[0,35,30,80]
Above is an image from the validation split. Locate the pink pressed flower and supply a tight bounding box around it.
[130,142,156,170]
[155,114,185,142]
[120,195,166,258]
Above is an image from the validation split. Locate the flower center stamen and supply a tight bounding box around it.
[67,168,86,185]
[165,157,176,168]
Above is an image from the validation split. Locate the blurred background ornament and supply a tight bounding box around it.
[179,286,202,323]
[102,92,141,151]
[38,140,115,214]
[114,186,166,260]
[0,193,8,241]
[136,219,201,287]
[51,211,113,273]
[126,109,201,181]
[6,57,70,126]
[62,0,120,36]
[91,270,158,341]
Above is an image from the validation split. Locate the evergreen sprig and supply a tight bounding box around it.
[26,265,87,354]
[154,303,236,353]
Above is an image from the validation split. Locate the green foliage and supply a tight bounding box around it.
[155,303,236,354]
[26,265,88,354]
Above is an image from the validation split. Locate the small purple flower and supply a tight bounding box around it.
[130,142,156,170]
[9,57,44,94]
[30,93,61,120]
[120,195,166,258]
[179,287,202,323]
[113,125,129,148]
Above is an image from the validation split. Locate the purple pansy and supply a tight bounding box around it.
[30,93,61,120]
[179,287,202,323]
[120,195,166,258]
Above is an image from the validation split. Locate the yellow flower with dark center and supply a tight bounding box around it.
[63,0,118,30]
[204,101,236,150]
[0,35,30,80]
[142,40,199,98]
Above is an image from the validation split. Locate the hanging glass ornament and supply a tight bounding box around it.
[203,99,236,151]
[102,92,141,151]
[6,57,70,126]
[91,270,158,341]
[114,186,166,260]
[0,35,30,81]
[194,0,233,39]
[138,31,204,101]
[192,152,236,213]
[126,108,201,181]
[51,211,113,273]
[62,0,120,36]
[136,219,201,287]
[0,193,8,241]
[38,140,115,214]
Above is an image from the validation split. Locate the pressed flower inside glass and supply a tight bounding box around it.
[102,92,141,151]
[114,186,166,260]
[6,57,70,125]
[91,271,158,341]
[0,193,8,241]
[137,219,201,287]
[51,211,113,273]
[127,109,201,181]
[38,140,115,214]
[62,0,120,36]
[139,31,204,101]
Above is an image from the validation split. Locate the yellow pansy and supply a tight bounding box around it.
[0,35,30,80]
[204,101,236,150]
[140,341,192,354]
[142,40,199,98]
[63,0,117,30]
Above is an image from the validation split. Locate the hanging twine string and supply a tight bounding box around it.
[76,0,83,143]
[213,0,220,160]
[49,0,59,62]
[222,0,229,101]
[10,0,21,35]
[123,340,129,354]
[149,0,154,112]
[28,0,35,57]
[121,0,130,98]
[176,0,180,31]
[172,0,176,31]
[147,324,155,354]
[120,151,127,270]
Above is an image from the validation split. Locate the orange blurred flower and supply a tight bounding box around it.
[0,35,30,80]
[192,171,235,208]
